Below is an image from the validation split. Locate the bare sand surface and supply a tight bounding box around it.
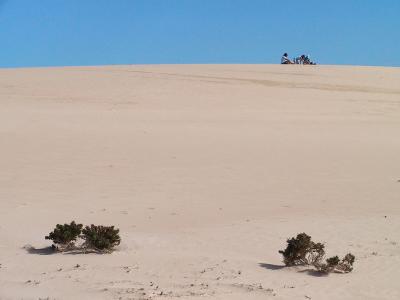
[0,64,400,299]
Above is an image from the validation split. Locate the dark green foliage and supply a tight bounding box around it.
[45,221,83,250]
[279,233,325,266]
[81,225,121,252]
[326,256,340,266]
[316,253,355,273]
[45,221,122,253]
[336,253,355,273]
[279,233,355,274]
[316,256,340,273]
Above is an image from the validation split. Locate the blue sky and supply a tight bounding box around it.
[0,0,399,68]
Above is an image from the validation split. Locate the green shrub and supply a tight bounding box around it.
[316,253,355,273]
[279,233,325,266]
[279,233,355,274]
[336,253,355,273]
[45,221,83,250]
[316,256,340,273]
[81,225,121,252]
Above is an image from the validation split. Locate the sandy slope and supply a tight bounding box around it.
[0,64,400,299]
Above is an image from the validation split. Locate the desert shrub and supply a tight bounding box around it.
[315,255,340,273]
[336,253,355,273]
[316,253,355,273]
[45,221,83,250]
[81,225,121,252]
[279,233,325,266]
[280,233,355,274]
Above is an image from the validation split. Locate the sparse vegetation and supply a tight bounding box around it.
[315,253,355,273]
[279,233,325,266]
[82,225,121,252]
[279,233,355,274]
[45,221,83,250]
[336,253,355,273]
[315,256,340,273]
[45,221,120,253]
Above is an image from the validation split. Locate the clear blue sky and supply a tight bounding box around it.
[0,0,399,68]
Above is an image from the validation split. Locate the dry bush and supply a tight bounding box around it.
[81,225,121,252]
[279,233,325,266]
[45,222,121,253]
[45,221,83,251]
[279,233,355,274]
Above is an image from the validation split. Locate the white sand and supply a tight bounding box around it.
[0,64,400,299]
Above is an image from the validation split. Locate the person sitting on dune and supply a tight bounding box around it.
[294,55,305,64]
[281,53,293,64]
[303,55,317,65]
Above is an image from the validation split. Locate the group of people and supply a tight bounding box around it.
[281,53,316,65]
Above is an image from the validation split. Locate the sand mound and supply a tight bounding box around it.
[1,64,399,299]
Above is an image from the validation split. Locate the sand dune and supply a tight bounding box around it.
[0,64,400,299]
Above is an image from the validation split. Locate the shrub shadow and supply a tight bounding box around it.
[24,245,55,255]
[297,268,329,277]
[24,245,110,255]
[259,263,330,277]
[258,263,286,270]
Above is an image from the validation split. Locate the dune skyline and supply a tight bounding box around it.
[1,1,400,68]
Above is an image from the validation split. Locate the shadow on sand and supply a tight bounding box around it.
[23,244,110,255]
[23,245,55,255]
[297,268,329,277]
[258,263,286,270]
[259,263,328,277]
